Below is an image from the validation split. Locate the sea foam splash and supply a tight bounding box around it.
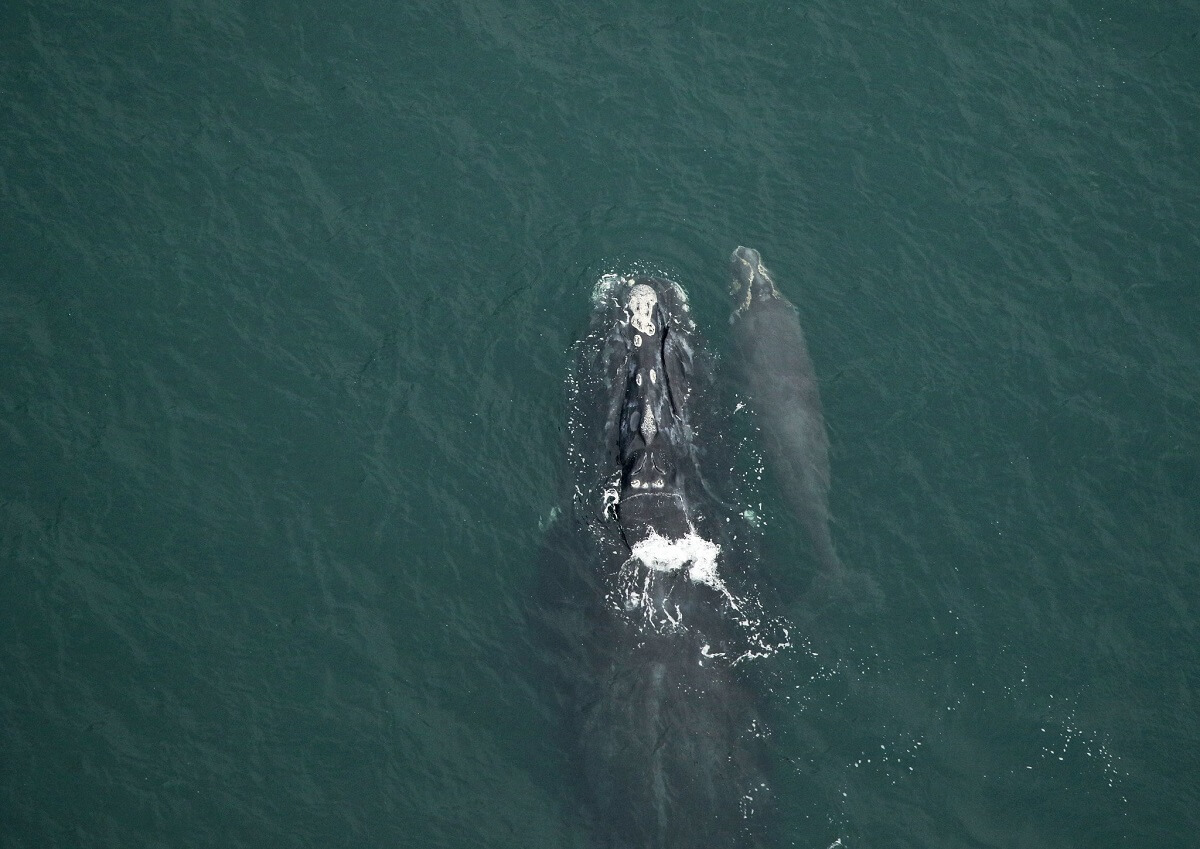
[616,529,791,663]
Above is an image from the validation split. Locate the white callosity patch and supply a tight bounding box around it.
[640,405,658,444]
[601,487,619,519]
[590,268,691,322]
[626,283,658,336]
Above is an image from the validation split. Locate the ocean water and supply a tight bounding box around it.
[2,1,1198,846]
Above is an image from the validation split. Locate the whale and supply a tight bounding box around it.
[535,273,780,849]
[728,246,841,578]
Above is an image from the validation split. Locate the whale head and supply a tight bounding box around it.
[591,275,699,546]
[729,245,780,316]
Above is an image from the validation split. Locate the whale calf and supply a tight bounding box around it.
[538,273,783,849]
[729,247,841,577]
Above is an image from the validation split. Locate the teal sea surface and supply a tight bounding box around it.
[2,1,1198,846]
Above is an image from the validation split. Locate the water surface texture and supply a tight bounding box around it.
[2,1,1198,846]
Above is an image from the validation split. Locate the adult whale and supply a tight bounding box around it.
[536,273,781,849]
[728,246,841,577]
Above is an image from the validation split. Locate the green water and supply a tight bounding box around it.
[2,1,1198,846]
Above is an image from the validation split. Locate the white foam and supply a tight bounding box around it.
[591,273,624,305]
[629,530,720,578]
[618,530,746,623]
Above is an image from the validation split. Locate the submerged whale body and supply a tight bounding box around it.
[539,273,780,849]
[729,247,841,578]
